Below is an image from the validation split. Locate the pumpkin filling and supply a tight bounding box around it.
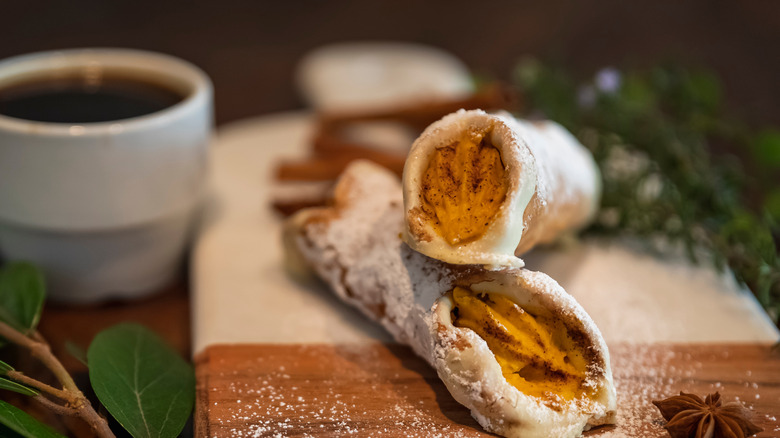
[420,127,508,245]
[450,287,590,405]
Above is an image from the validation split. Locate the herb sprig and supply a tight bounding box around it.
[0,263,194,438]
[514,59,780,327]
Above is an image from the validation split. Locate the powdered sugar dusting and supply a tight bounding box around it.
[585,345,780,437]
[594,345,682,437]
[288,161,616,437]
[523,239,779,344]
[402,110,601,267]
[206,344,489,437]
[203,343,780,437]
[293,161,456,363]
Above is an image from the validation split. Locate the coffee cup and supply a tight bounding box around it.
[0,48,212,303]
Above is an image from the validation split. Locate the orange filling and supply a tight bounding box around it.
[420,127,508,245]
[450,287,590,405]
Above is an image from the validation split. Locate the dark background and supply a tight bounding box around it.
[2,0,779,125]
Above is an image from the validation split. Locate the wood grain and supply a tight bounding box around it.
[195,343,780,437]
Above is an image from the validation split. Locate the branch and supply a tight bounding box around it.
[27,331,80,395]
[33,395,77,417]
[76,403,115,438]
[0,320,116,437]
[6,371,72,402]
[0,320,37,350]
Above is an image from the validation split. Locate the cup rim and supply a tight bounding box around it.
[0,48,212,136]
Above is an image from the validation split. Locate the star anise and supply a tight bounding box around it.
[652,392,763,438]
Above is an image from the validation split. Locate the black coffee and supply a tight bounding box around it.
[0,72,186,123]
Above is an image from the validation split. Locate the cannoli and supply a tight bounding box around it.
[284,161,616,438]
[402,110,600,268]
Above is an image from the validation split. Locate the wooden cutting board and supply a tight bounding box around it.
[195,343,780,437]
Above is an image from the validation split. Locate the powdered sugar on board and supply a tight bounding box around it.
[524,240,779,344]
[199,344,487,437]
[198,343,780,438]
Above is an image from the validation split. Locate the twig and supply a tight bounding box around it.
[0,320,37,350]
[6,370,71,402]
[76,402,115,438]
[0,320,116,437]
[27,332,80,396]
[33,395,77,417]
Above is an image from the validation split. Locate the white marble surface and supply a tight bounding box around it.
[191,113,779,354]
[524,241,779,344]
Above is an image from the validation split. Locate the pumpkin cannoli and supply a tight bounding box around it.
[283,161,616,438]
[403,110,600,268]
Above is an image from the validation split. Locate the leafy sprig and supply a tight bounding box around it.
[0,262,194,438]
[514,59,780,327]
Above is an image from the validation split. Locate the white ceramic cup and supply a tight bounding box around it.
[0,48,212,303]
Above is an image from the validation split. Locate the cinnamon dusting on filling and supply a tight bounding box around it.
[449,287,592,409]
[419,126,508,245]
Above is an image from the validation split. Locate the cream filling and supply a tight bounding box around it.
[448,286,591,409]
[419,126,508,246]
[403,110,538,269]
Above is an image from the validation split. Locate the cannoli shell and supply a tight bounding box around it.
[402,110,600,268]
[284,161,616,438]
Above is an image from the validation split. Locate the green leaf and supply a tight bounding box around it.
[0,359,13,374]
[0,423,23,438]
[0,400,64,438]
[88,323,194,438]
[0,263,46,334]
[0,377,37,396]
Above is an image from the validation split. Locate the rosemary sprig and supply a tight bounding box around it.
[513,59,780,328]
